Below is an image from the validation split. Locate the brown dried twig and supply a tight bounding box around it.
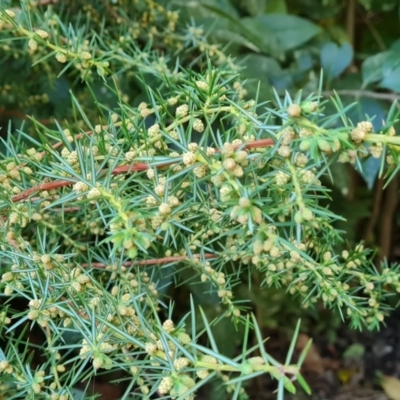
[83,253,218,269]
[11,138,275,203]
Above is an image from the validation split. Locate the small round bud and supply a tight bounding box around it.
[193,119,204,133]
[350,127,366,144]
[299,139,311,152]
[178,333,191,345]
[287,104,302,118]
[80,51,92,60]
[233,165,244,177]
[182,152,196,166]
[294,153,308,167]
[145,342,157,354]
[278,145,291,158]
[294,211,303,224]
[56,53,67,63]
[159,203,171,215]
[301,101,318,113]
[162,319,174,333]
[318,139,332,154]
[5,9,16,18]
[357,121,373,133]
[158,376,173,395]
[387,126,396,136]
[196,81,209,90]
[28,39,38,51]
[223,158,236,171]
[32,382,41,394]
[302,208,313,221]
[253,240,263,255]
[93,357,103,369]
[196,369,210,379]
[239,197,251,208]
[173,357,190,370]
[234,150,248,163]
[176,104,189,118]
[36,29,49,39]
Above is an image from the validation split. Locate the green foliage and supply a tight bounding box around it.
[0,1,400,399]
[184,0,400,251]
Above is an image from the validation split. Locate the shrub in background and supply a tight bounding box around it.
[1,1,400,399]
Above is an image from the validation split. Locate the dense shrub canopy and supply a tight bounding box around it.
[1,1,400,399]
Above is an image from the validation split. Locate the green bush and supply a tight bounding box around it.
[1,1,400,399]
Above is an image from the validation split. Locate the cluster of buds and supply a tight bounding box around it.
[0,359,13,374]
[1,267,25,296]
[79,335,116,370]
[350,121,373,144]
[220,142,249,178]
[63,267,91,294]
[230,196,262,225]
[287,101,318,119]
[158,373,196,399]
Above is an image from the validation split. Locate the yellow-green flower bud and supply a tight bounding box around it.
[287,104,302,118]
[299,139,311,152]
[318,139,332,154]
[301,101,318,114]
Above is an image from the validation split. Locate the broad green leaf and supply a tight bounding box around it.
[380,51,400,93]
[320,41,353,81]
[242,14,321,53]
[295,50,313,72]
[207,28,261,53]
[238,17,280,55]
[238,54,282,77]
[199,2,278,53]
[361,51,390,86]
[237,54,292,98]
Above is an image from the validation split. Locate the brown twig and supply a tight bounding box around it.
[376,175,399,266]
[363,178,384,244]
[82,253,218,269]
[11,138,275,203]
[346,0,356,54]
[0,108,53,126]
[12,179,73,202]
